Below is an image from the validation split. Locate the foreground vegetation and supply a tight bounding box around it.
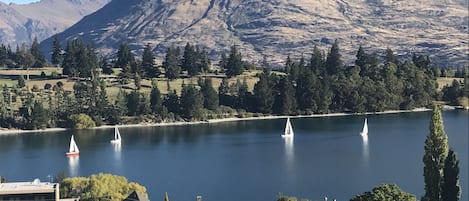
[0,38,467,130]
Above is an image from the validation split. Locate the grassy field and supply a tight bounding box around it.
[436,77,464,90]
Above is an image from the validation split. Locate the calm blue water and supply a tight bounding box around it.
[0,110,467,201]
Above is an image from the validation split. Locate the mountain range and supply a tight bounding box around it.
[0,0,110,46]
[35,0,469,67]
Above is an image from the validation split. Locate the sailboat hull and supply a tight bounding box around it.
[110,139,121,144]
[66,152,79,156]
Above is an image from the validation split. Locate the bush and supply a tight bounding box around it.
[457,97,469,107]
[56,81,64,88]
[32,84,40,92]
[69,113,96,129]
[44,83,52,90]
[40,71,46,78]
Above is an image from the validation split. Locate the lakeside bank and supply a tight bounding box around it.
[0,107,433,135]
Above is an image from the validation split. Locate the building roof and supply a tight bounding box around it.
[0,180,57,195]
[123,190,149,201]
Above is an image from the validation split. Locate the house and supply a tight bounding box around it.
[0,179,59,201]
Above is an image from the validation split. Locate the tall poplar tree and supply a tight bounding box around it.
[441,148,461,201]
[423,105,449,201]
[51,34,62,66]
[141,44,158,78]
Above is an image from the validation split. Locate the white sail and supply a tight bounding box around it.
[69,135,79,153]
[360,118,368,136]
[111,126,122,144]
[282,118,294,138]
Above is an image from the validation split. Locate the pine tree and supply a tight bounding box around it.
[310,46,325,75]
[253,72,274,113]
[441,148,461,201]
[51,34,62,66]
[30,37,46,68]
[141,44,158,78]
[182,42,197,75]
[325,40,343,75]
[284,55,292,74]
[423,105,449,201]
[201,78,218,110]
[278,77,296,115]
[180,83,204,120]
[30,101,48,129]
[164,89,180,114]
[17,75,26,88]
[163,46,181,80]
[226,45,243,77]
[150,83,163,114]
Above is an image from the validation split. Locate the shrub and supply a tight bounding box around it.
[56,81,64,88]
[69,113,96,129]
[44,83,52,90]
[32,84,40,92]
[40,71,46,78]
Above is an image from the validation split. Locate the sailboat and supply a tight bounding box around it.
[111,126,122,144]
[360,118,368,136]
[281,117,294,138]
[66,135,80,156]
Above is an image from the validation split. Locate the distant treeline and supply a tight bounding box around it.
[0,38,467,130]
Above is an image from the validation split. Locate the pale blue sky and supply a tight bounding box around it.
[1,0,39,4]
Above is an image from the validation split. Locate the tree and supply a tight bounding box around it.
[277,77,296,115]
[141,44,158,78]
[423,105,449,201]
[225,45,243,77]
[325,40,343,75]
[200,78,219,110]
[116,43,135,79]
[17,75,25,88]
[253,72,274,113]
[182,42,197,75]
[350,184,417,201]
[150,84,163,114]
[69,113,96,129]
[441,148,461,201]
[51,34,62,66]
[180,83,204,120]
[164,89,180,114]
[30,37,46,68]
[126,90,141,116]
[30,101,48,129]
[163,46,181,80]
[60,173,148,201]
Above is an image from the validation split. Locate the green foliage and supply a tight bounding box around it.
[52,34,62,65]
[350,184,417,201]
[141,44,158,78]
[30,101,48,129]
[60,173,148,201]
[442,80,465,105]
[17,75,25,88]
[200,78,219,110]
[62,39,98,78]
[150,84,163,114]
[30,37,46,68]
[441,149,461,201]
[225,45,244,77]
[163,46,181,80]
[326,40,343,75]
[423,105,449,201]
[69,113,96,129]
[180,83,204,120]
[253,71,274,113]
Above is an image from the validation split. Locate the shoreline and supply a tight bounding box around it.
[0,108,433,135]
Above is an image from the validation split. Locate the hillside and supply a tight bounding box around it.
[41,0,468,67]
[0,0,110,46]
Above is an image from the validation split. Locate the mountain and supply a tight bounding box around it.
[0,0,110,46]
[41,0,468,67]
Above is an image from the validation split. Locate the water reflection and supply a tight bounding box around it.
[361,134,369,161]
[284,137,294,164]
[113,143,122,161]
[68,156,79,177]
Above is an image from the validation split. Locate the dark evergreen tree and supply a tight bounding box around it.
[200,78,219,110]
[253,72,274,113]
[180,83,204,120]
[163,46,181,80]
[150,84,163,114]
[17,75,25,88]
[325,40,343,75]
[30,37,46,68]
[309,46,325,75]
[164,89,180,114]
[114,89,128,117]
[51,34,62,66]
[277,77,296,115]
[141,44,158,78]
[218,78,233,107]
[116,43,135,79]
[284,55,293,74]
[30,101,48,129]
[182,42,197,75]
[225,45,243,77]
[441,148,461,201]
[126,90,141,116]
[197,47,211,74]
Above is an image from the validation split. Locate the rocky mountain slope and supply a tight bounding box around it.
[41,0,468,67]
[0,0,110,46]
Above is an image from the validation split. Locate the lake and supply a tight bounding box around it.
[0,110,467,201]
